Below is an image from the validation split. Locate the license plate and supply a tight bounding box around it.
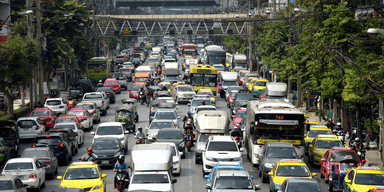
[102,160,109,164]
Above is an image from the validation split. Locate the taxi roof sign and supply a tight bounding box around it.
[280,159,302,163]
[317,134,337,139]
[358,166,380,170]
[71,162,95,165]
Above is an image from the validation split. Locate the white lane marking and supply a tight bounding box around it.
[189,158,193,192]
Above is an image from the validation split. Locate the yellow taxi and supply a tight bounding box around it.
[244,77,258,91]
[308,134,343,165]
[268,159,316,192]
[344,166,384,192]
[251,79,269,97]
[305,119,320,133]
[197,89,216,105]
[159,82,171,92]
[304,113,310,120]
[248,78,259,91]
[57,162,107,191]
[304,125,333,152]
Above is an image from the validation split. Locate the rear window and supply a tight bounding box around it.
[0,181,14,190]
[31,111,50,116]
[46,100,61,105]
[56,118,76,123]
[104,80,118,85]
[36,137,62,144]
[207,141,238,152]
[18,120,37,128]
[84,94,102,99]
[116,56,124,58]
[22,150,48,157]
[4,162,33,170]
[76,104,94,110]
[54,124,76,130]
[67,111,85,116]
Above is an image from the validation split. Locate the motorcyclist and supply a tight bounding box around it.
[79,148,98,163]
[326,119,335,129]
[231,127,242,139]
[161,85,168,91]
[97,80,103,87]
[113,155,129,189]
[139,87,146,103]
[351,137,366,159]
[183,111,194,126]
[67,96,75,110]
[135,127,146,138]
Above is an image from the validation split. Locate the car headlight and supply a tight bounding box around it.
[264,163,274,168]
[206,157,214,161]
[93,184,103,190]
[314,153,321,157]
[113,152,121,158]
[273,182,282,188]
[179,142,185,147]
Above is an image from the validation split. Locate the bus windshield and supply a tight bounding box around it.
[207,51,226,64]
[190,74,217,87]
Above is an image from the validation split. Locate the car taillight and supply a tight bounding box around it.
[102,101,104,106]
[29,173,37,178]
[32,144,36,148]
[44,161,51,165]
[0,148,4,152]
[57,144,64,147]
[92,110,96,113]
[35,125,40,130]
[74,132,78,134]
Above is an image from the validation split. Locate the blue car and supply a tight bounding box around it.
[204,162,245,185]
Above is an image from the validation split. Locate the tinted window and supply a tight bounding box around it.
[31,111,50,116]
[0,181,14,190]
[18,120,37,128]
[97,88,113,92]
[256,81,267,86]
[308,130,332,137]
[54,124,76,130]
[157,130,183,139]
[104,81,117,85]
[131,174,169,184]
[84,94,103,99]
[4,163,33,170]
[131,86,143,91]
[93,139,120,150]
[96,126,122,135]
[355,174,384,185]
[76,104,95,110]
[266,147,297,158]
[276,166,310,177]
[178,86,194,92]
[191,99,211,107]
[315,140,342,149]
[46,100,61,105]
[56,118,76,123]
[286,182,321,192]
[207,141,238,151]
[222,81,237,87]
[196,107,216,113]
[149,122,175,129]
[214,176,252,189]
[236,111,246,118]
[36,137,62,144]
[67,111,85,116]
[64,168,99,180]
[198,134,211,142]
[155,112,176,120]
[22,150,48,157]
[236,94,254,100]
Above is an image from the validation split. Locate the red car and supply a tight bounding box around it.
[29,108,57,129]
[129,84,147,99]
[226,90,239,108]
[133,43,140,50]
[103,78,121,94]
[232,108,246,128]
[320,147,366,184]
[66,108,93,130]
[54,115,82,128]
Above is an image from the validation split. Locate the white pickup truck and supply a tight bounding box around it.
[82,92,109,116]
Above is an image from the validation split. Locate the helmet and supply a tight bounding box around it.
[234,127,239,131]
[188,112,192,116]
[87,148,93,152]
[355,137,360,144]
[336,122,341,126]
[138,127,142,130]
[118,155,125,161]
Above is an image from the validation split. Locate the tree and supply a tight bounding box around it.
[0,34,39,115]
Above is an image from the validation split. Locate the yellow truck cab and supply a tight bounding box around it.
[308,134,343,165]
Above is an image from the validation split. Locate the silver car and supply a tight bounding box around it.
[152,109,180,127]
[205,170,260,192]
[0,176,28,192]
[76,101,101,123]
[17,117,45,139]
[20,148,58,179]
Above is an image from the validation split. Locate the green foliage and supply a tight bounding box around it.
[364,118,380,133]
[0,105,31,121]
[219,35,247,54]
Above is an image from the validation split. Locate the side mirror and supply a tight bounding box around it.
[91,132,95,136]
[308,144,313,148]
[57,176,63,180]
[268,171,273,176]
[205,184,212,190]
[312,173,317,177]
[321,157,325,162]
[172,179,177,183]
[178,116,181,119]
[362,159,367,164]
[239,148,244,152]
[345,179,351,184]
[102,174,107,178]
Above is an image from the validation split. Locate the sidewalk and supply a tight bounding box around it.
[301,108,384,169]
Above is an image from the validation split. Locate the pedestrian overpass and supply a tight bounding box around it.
[116,0,217,8]
[90,14,256,37]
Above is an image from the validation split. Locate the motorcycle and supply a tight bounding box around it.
[115,169,129,192]
[234,136,242,148]
[138,92,145,105]
[184,119,193,130]
[135,136,146,144]
[67,97,75,110]
[332,128,345,145]
[353,144,366,160]
[184,132,194,152]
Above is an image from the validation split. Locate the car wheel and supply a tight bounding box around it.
[55,165,58,174]
[261,171,268,183]
[195,158,199,164]
[36,181,41,192]
[328,182,334,192]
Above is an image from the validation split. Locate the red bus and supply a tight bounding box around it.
[181,44,197,59]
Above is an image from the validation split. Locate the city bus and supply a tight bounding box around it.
[245,99,305,166]
[181,44,197,59]
[203,45,226,65]
[86,57,110,84]
[189,64,218,95]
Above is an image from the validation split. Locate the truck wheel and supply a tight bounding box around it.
[328,182,334,192]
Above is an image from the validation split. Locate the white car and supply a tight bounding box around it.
[152,109,180,127]
[202,136,244,175]
[152,142,181,175]
[17,117,45,139]
[192,105,217,123]
[91,122,129,155]
[53,122,84,147]
[2,158,46,191]
[76,102,101,123]
[44,98,68,115]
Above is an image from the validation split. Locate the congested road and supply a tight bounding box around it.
[17,56,330,192]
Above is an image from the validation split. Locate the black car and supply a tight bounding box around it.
[258,142,299,183]
[48,128,78,156]
[132,58,141,68]
[78,79,96,92]
[155,128,185,158]
[0,121,20,157]
[34,133,72,165]
[92,137,124,167]
[279,178,323,192]
[97,87,116,104]
[231,90,254,115]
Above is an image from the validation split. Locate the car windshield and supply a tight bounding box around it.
[46,100,61,105]
[56,118,76,124]
[155,112,176,120]
[214,176,252,189]
[64,168,99,180]
[222,81,237,87]
[308,130,332,137]
[208,141,238,151]
[191,99,211,107]
[67,111,85,116]
[96,126,122,135]
[266,147,297,158]
[157,130,183,139]
[131,174,169,184]
[236,94,254,101]
[54,124,76,130]
[149,58,158,62]
[178,87,194,92]
[132,59,140,62]
[119,69,131,73]
[354,173,384,185]
[286,182,322,192]
[214,65,224,69]
[18,120,37,128]
[4,163,33,170]
[196,107,216,113]
[0,181,14,190]
[198,92,213,97]
[315,140,342,149]
[136,78,147,82]
[160,84,170,89]
[31,111,50,116]
[93,140,120,150]
[276,166,310,177]
[256,81,267,86]
[104,81,117,85]
[77,104,94,110]
[150,122,175,129]
[236,111,246,118]
[165,75,179,81]
[22,150,48,157]
[240,73,248,77]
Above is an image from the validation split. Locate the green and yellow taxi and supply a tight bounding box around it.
[344,166,384,192]
[197,89,216,105]
[57,162,107,192]
[251,79,269,97]
[308,134,343,165]
[244,77,258,91]
[268,159,316,192]
[304,125,333,152]
[159,82,171,92]
[248,79,259,91]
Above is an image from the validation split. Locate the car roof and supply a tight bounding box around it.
[46,98,63,101]
[32,108,50,111]
[93,137,120,141]
[196,106,216,109]
[23,147,50,152]
[7,157,36,163]
[265,142,294,147]
[156,109,176,112]
[151,120,174,123]
[285,178,319,183]
[68,162,98,168]
[68,108,87,111]
[57,115,77,118]
[17,117,39,121]
[98,122,122,126]
[210,136,234,142]
[216,170,249,177]
[54,122,77,126]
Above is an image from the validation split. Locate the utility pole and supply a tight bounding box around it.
[27,0,33,110]
[36,0,44,104]
[273,0,276,12]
